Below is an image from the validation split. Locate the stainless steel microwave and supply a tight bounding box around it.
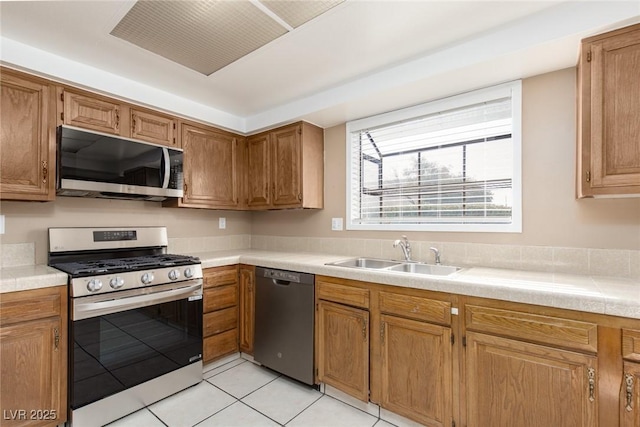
[56,125,183,201]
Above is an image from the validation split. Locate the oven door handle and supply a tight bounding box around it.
[72,282,202,320]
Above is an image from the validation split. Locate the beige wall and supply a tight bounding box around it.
[0,197,251,264]
[251,68,640,250]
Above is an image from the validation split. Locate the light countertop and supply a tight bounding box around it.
[2,249,639,320]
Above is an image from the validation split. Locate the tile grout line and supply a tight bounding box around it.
[281,392,324,426]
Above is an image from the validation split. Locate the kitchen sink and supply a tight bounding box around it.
[326,257,403,269]
[386,263,460,276]
[326,258,460,276]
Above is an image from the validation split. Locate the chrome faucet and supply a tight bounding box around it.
[429,247,441,265]
[393,235,412,261]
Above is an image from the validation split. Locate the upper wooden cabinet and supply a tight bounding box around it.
[577,23,640,197]
[165,122,241,209]
[130,108,178,148]
[244,122,324,210]
[0,68,56,201]
[60,89,179,148]
[62,90,122,135]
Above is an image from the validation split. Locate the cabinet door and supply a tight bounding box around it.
[579,24,640,196]
[239,266,255,354]
[0,317,64,427]
[380,315,452,427]
[317,300,369,401]
[131,109,177,147]
[63,91,121,135]
[622,361,640,427]
[466,332,597,427]
[271,123,302,207]
[181,124,239,208]
[246,133,271,208]
[0,72,54,201]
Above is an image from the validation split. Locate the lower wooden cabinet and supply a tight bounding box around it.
[380,314,452,427]
[316,300,370,401]
[622,361,640,427]
[239,265,255,354]
[202,266,238,363]
[0,286,67,427]
[466,331,598,427]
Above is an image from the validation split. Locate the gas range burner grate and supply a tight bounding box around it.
[52,254,200,277]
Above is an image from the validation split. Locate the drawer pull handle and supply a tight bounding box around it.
[54,328,60,350]
[626,373,634,412]
[588,367,596,402]
[360,317,367,339]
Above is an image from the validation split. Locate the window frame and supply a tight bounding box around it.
[345,81,522,233]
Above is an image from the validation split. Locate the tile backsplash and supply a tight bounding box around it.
[1,242,35,268]
[250,235,640,281]
[2,235,637,281]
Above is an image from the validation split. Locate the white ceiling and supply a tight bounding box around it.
[1,1,639,134]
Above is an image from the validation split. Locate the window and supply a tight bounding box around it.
[346,81,522,232]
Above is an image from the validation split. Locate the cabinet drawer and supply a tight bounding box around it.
[204,285,238,313]
[0,287,64,326]
[203,329,238,362]
[203,266,238,289]
[204,307,238,336]
[623,329,640,362]
[379,291,451,325]
[317,280,369,309]
[465,305,598,353]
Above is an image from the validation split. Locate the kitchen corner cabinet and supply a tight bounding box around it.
[0,68,56,201]
[245,121,324,210]
[577,23,640,197]
[164,123,241,209]
[0,286,68,427]
[203,266,239,363]
[316,279,370,401]
[238,265,255,354]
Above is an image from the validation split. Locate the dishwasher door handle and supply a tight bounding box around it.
[272,279,292,286]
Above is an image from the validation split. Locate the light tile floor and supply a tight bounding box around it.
[106,356,399,427]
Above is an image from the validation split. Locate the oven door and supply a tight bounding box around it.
[69,280,203,413]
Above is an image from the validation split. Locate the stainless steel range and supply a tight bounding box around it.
[48,227,203,427]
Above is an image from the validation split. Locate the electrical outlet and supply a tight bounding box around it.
[0,215,4,235]
[219,217,226,229]
[331,217,343,231]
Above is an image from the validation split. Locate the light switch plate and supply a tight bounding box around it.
[331,217,343,231]
[0,215,4,234]
[219,217,226,229]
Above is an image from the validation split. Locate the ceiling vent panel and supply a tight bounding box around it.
[261,0,344,28]
[110,1,287,75]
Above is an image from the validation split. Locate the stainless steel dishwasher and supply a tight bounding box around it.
[254,267,315,385]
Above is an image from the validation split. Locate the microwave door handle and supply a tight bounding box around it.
[161,148,170,189]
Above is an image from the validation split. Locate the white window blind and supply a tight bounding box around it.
[346,82,522,232]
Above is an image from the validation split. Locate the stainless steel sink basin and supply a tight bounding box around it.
[325,257,461,276]
[326,258,403,269]
[386,263,460,276]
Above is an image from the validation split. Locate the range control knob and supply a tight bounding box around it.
[141,272,154,285]
[110,277,124,289]
[184,268,194,279]
[168,269,180,281]
[87,279,103,292]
